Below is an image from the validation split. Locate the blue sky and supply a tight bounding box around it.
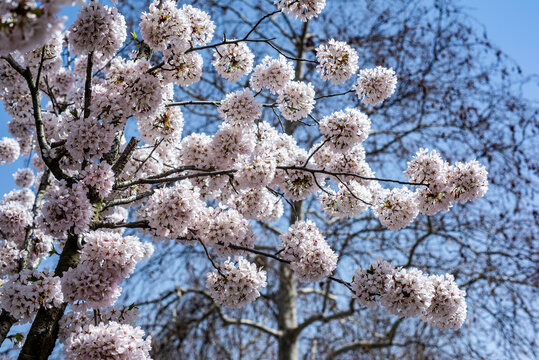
[0,0,538,196]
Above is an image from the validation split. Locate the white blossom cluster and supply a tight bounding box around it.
[234,155,276,189]
[61,231,153,310]
[0,0,67,55]
[0,269,63,323]
[67,1,126,58]
[404,149,488,215]
[355,66,398,106]
[230,188,283,222]
[447,160,488,204]
[352,259,466,329]
[0,199,32,243]
[218,89,262,125]
[277,81,316,121]
[319,181,372,218]
[212,42,255,82]
[79,162,115,198]
[138,181,205,240]
[199,208,257,256]
[0,137,20,165]
[0,240,23,276]
[13,168,34,188]
[64,322,152,360]
[206,257,267,308]
[316,40,359,84]
[275,0,326,21]
[210,123,256,169]
[59,306,141,344]
[137,106,184,146]
[280,220,338,282]
[319,108,370,152]
[139,0,191,52]
[38,181,93,238]
[162,48,203,86]
[250,56,295,94]
[182,4,215,46]
[372,187,419,231]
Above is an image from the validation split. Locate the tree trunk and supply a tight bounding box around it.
[277,263,299,360]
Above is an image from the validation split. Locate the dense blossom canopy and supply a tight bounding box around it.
[0,0,493,358]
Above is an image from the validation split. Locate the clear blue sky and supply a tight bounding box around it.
[0,0,538,196]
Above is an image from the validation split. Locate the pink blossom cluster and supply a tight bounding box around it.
[277,81,316,121]
[0,137,20,165]
[319,108,370,152]
[0,269,63,323]
[38,181,93,238]
[206,257,267,308]
[162,48,203,86]
[67,1,126,58]
[64,321,152,360]
[13,168,35,188]
[59,306,140,343]
[218,89,262,125]
[61,231,153,310]
[234,155,277,189]
[372,187,419,231]
[250,56,295,94]
[275,0,326,21]
[319,180,372,218]
[199,208,257,256]
[0,0,67,55]
[355,66,398,106]
[280,220,338,282]
[316,40,359,84]
[139,181,205,240]
[212,42,255,82]
[230,188,284,222]
[79,162,115,198]
[352,259,466,329]
[140,0,191,52]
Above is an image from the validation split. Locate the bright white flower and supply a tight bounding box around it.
[137,105,184,145]
[0,201,32,241]
[275,0,326,21]
[64,322,152,360]
[126,72,163,117]
[422,274,467,330]
[0,137,20,164]
[280,220,338,282]
[447,160,488,203]
[352,259,395,308]
[319,108,370,152]
[1,188,35,208]
[162,47,203,86]
[355,66,397,106]
[277,81,316,121]
[206,257,267,308]
[250,56,294,94]
[373,187,419,231]
[182,4,215,45]
[381,267,435,318]
[67,2,126,58]
[316,39,359,84]
[218,89,262,125]
[179,133,214,169]
[140,0,191,51]
[212,42,254,82]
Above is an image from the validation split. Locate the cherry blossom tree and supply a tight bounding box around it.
[0,0,536,359]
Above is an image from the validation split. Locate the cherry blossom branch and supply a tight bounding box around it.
[314,89,355,101]
[1,55,69,182]
[277,166,428,187]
